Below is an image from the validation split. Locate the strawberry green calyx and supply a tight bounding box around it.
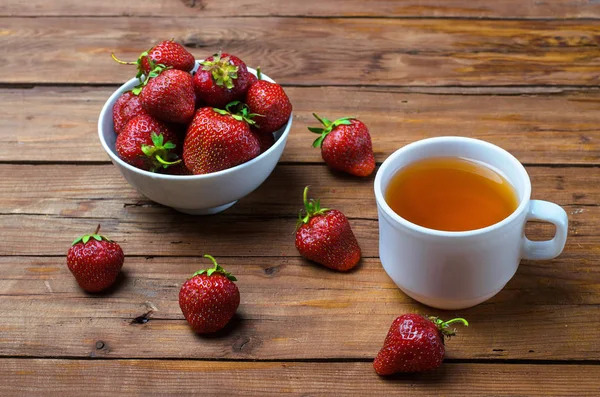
[297,186,329,228]
[131,63,170,95]
[72,224,111,246]
[192,255,237,282]
[141,132,181,172]
[201,51,239,89]
[213,101,262,126]
[308,113,354,148]
[428,316,469,338]
[111,48,156,83]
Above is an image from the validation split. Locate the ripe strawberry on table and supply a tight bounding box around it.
[116,114,181,172]
[179,255,240,334]
[183,102,260,174]
[112,39,195,80]
[245,68,292,134]
[112,91,148,134]
[295,186,361,272]
[309,114,376,177]
[374,314,469,375]
[193,52,252,108]
[67,225,124,293]
[135,65,196,125]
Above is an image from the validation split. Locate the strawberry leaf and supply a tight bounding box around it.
[131,86,143,96]
[308,114,356,148]
[151,132,164,147]
[142,132,180,172]
[334,119,353,126]
[71,225,111,246]
[312,135,326,148]
[213,108,229,116]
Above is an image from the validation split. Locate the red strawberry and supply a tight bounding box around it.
[112,40,195,79]
[67,225,124,293]
[179,255,240,334]
[295,186,361,272]
[247,72,258,86]
[112,91,148,134]
[246,68,292,134]
[183,104,260,174]
[192,52,252,108]
[253,131,275,154]
[374,315,469,375]
[309,114,376,177]
[136,66,195,125]
[116,114,181,172]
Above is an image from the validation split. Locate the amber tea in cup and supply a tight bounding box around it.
[385,157,519,232]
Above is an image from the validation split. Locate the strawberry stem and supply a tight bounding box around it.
[441,318,469,328]
[111,53,137,65]
[256,67,262,81]
[429,316,469,338]
[191,255,238,282]
[296,186,329,229]
[94,224,101,235]
[155,155,181,167]
[203,254,219,269]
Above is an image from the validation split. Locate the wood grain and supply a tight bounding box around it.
[0,256,599,360]
[0,200,596,257]
[2,18,600,86]
[1,164,597,219]
[4,0,600,19]
[2,87,599,164]
[2,360,600,397]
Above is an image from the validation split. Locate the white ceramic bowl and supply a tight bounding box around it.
[98,62,292,215]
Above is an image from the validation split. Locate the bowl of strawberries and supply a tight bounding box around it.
[98,41,293,214]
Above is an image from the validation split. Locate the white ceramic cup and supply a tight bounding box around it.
[374,136,568,310]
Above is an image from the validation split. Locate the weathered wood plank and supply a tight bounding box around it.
[1,164,597,219]
[2,18,600,86]
[0,202,595,257]
[0,256,599,360]
[2,360,600,397]
[4,0,600,19]
[1,87,599,164]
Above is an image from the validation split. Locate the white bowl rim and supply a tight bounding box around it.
[97,64,293,180]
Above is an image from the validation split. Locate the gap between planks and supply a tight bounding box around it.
[0,356,599,365]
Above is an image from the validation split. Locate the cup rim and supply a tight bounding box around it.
[373,136,532,237]
[97,64,293,181]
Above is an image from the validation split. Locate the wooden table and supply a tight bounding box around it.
[1,1,599,395]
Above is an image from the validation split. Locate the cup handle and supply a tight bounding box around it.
[521,200,569,260]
